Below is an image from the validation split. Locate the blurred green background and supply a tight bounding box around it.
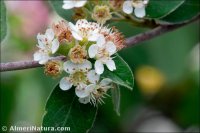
[1,1,199,132]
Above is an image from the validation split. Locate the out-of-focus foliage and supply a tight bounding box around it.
[0,0,7,42]
[49,0,73,22]
[135,66,165,96]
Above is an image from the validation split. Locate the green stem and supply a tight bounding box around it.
[119,12,158,28]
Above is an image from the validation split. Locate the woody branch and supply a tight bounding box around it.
[1,15,199,72]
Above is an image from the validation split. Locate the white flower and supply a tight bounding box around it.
[122,0,149,18]
[33,50,49,64]
[62,0,87,9]
[79,76,113,105]
[59,60,101,99]
[33,28,59,64]
[88,35,117,74]
[69,19,100,41]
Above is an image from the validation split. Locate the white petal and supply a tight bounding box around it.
[86,84,96,93]
[37,34,45,42]
[37,34,46,48]
[100,78,112,87]
[106,41,117,56]
[76,19,88,28]
[96,35,105,47]
[37,41,46,49]
[74,1,87,7]
[79,97,90,104]
[63,61,77,74]
[34,51,49,64]
[51,39,59,54]
[88,44,98,58]
[33,51,42,61]
[106,59,116,71]
[45,29,54,41]
[77,60,92,71]
[95,60,104,75]
[88,33,100,42]
[75,86,89,98]
[123,1,133,14]
[62,1,75,9]
[63,0,73,3]
[69,22,79,32]
[39,60,48,65]
[134,7,146,18]
[87,70,100,84]
[39,53,49,64]
[143,0,149,5]
[59,77,73,90]
[71,31,83,41]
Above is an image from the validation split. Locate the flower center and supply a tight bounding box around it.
[92,5,112,24]
[69,45,87,64]
[96,48,109,59]
[70,71,87,85]
[79,28,90,39]
[59,30,72,42]
[44,61,62,77]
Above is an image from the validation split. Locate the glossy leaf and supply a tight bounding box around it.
[146,0,185,19]
[111,84,121,116]
[160,0,200,24]
[49,0,74,21]
[42,85,98,133]
[0,0,7,43]
[102,54,134,90]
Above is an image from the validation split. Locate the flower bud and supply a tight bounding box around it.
[44,60,63,77]
[92,5,112,24]
[73,8,87,21]
[52,20,72,43]
[109,0,124,10]
[69,45,87,64]
[105,27,125,50]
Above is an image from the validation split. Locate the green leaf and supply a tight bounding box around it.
[49,0,74,21]
[102,54,134,90]
[146,0,185,19]
[0,0,7,43]
[111,84,120,116]
[42,85,98,133]
[160,0,200,24]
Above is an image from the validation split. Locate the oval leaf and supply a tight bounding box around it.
[102,54,134,90]
[0,0,7,43]
[42,85,98,133]
[49,0,74,21]
[160,0,200,24]
[111,84,121,116]
[146,0,185,19]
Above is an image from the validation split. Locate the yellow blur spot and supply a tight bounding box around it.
[135,66,165,96]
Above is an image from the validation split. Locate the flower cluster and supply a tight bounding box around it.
[33,19,125,106]
[62,0,150,24]
[123,0,149,18]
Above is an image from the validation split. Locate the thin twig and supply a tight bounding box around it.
[0,56,66,72]
[0,15,199,72]
[126,15,200,47]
